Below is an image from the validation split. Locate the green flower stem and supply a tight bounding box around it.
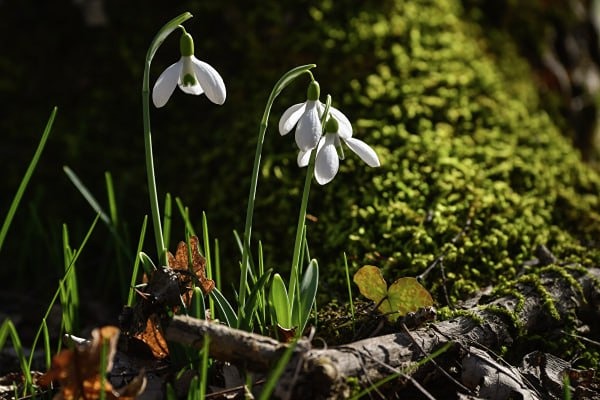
[288,149,316,313]
[289,95,331,308]
[141,12,193,265]
[238,64,316,315]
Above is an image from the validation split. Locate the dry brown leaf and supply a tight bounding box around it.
[120,236,214,360]
[167,235,215,301]
[133,315,169,359]
[38,326,146,399]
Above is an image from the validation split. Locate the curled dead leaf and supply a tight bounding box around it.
[39,326,146,399]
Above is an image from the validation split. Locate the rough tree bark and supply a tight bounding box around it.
[167,267,600,399]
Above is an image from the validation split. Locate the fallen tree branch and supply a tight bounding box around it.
[166,267,600,399]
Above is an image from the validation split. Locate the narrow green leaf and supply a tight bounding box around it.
[258,338,298,400]
[343,253,356,331]
[211,287,238,328]
[104,171,118,225]
[163,193,172,250]
[139,251,157,276]
[191,287,206,319]
[127,216,148,307]
[240,269,273,331]
[0,107,56,252]
[0,320,32,390]
[64,166,110,225]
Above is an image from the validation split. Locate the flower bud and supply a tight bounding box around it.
[179,32,194,57]
[307,80,320,101]
[324,117,339,133]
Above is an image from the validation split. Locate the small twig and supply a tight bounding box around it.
[341,345,436,400]
[562,330,600,347]
[400,322,473,395]
[337,346,388,399]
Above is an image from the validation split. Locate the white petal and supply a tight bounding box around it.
[343,137,380,167]
[297,149,312,167]
[314,134,339,185]
[329,107,353,139]
[152,60,182,108]
[278,103,305,136]
[295,101,322,151]
[191,56,227,105]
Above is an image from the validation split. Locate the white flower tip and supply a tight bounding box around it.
[343,137,380,168]
[315,174,332,185]
[297,150,311,167]
[314,134,339,185]
[278,103,306,136]
[190,57,227,105]
[152,61,181,108]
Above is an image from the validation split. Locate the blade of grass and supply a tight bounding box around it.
[63,166,133,261]
[28,214,100,369]
[239,269,273,331]
[175,197,197,241]
[257,338,299,400]
[104,171,129,298]
[64,166,110,224]
[201,212,215,320]
[199,334,210,399]
[163,193,172,251]
[210,288,238,328]
[191,287,206,319]
[0,319,32,393]
[139,251,157,276]
[127,216,148,306]
[0,107,57,252]
[41,319,51,371]
[105,171,118,225]
[214,238,221,291]
[343,252,355,334]
[60,224,80,333]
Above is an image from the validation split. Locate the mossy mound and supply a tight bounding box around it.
[177,0,600,299]
[262,0,600,364]
[260,0,600,304]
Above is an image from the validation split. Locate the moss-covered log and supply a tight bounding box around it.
[167,266,600,398]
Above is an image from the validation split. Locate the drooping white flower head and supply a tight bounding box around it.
[310,116,380,185]
[152,31,226,108]
[278,81,323,152]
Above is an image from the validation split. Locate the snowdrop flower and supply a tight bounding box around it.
[278,80,323,151]
[306,116,380,185]
[152,31,226,107]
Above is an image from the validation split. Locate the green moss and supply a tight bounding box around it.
[221,0,600,363]
[153,0,600,363]
[267,0,600,304]
[435,307,484,325]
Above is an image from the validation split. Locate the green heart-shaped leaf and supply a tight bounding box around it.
[387,277,434,321]
[353,265,387,303]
